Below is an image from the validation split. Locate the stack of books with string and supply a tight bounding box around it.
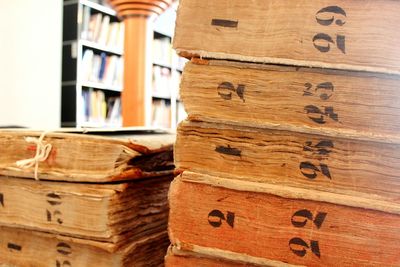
[167,0,400,266]
[0,129,175,266]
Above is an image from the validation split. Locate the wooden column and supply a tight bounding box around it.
[108,0,173,126]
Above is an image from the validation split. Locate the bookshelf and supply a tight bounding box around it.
[151,30,187,129]
[151,4,188,129]
[62,0,124,128]
[62,0,187,129]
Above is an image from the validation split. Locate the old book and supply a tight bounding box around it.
[0,130,174,182]
[175,120,400,214]
[174,0,400,75]
[180,59,400,141]
[165,245,292,267]
[0,226,169,267]
[169,173,400,266]
[0,175,171,245]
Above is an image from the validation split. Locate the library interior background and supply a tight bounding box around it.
[0,0,185,130]
[1,0,399,266]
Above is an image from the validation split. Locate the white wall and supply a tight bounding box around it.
[0,0,62,129]
[154,2,178,37]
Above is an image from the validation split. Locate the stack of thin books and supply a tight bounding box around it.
[0,129,175,266]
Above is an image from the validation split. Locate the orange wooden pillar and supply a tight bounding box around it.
[108,0,173,126]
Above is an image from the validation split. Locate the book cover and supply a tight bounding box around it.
[180,59,400,141]
[169,173,400,266]
[174,0,400,74]
[0,130,174,182]
[175,120,400,212]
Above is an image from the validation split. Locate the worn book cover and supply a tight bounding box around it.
[0,175,172,245]
[0,226,169,267]
[175,120,400,213]
[0,130,174,182]
[180,59,400,141]
[168,173,400,266]
[174,0,400,74]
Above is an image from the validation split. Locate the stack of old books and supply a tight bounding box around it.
[167,0,400,266]
[0,130,175,266]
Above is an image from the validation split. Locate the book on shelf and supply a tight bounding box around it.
[0,130,175,182]
[152,67,182,99]
[152,65,172,98]
[98,52,107,80]
[168,172,400,266]
[174,0,400,75]
[81,49,94,81]
[81,49,123,88]
[153,36,173,67]
[81,89,121,126]
[81,7,124,51]
[151,99,172,129]
[106,96,121,125]
[89,12,102,42]
[97,14,110,45]
[81,5,91,40]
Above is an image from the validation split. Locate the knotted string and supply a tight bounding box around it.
[16,132,52,180]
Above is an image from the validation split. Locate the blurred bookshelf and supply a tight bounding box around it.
[62,0,123,128]
[151,30,187,129]
[62,0,187,129]
[151,3,188,129]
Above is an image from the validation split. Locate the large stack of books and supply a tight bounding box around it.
[167,0,400,266]
[0,130,175,266]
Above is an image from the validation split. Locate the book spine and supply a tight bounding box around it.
[175,121,400,206]
[0,226,169,267]
[168,175,400,266]
[98,52,107,81]
[82,50,122,88]
[152,99,171,128]
[0,226,120,267]
[0,177,110,240]
[180,60,400,141]
[174,0,400,74]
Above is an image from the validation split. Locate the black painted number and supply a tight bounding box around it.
[46,193,63,225]
[291,209,327,229]
[303,82,334,100]
[56,242,72,267]
[303,140,334,156]
[300,162,332,180]
[304,105,338,124]
[316,6,346,26]
[217,82,245,102]
[313,33,346,54]
[208,209,235,228]
[289,209,327,258]
[313,6,346,54]
[289,238,321,258]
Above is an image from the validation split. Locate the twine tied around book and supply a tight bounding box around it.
[16,132,52,180]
